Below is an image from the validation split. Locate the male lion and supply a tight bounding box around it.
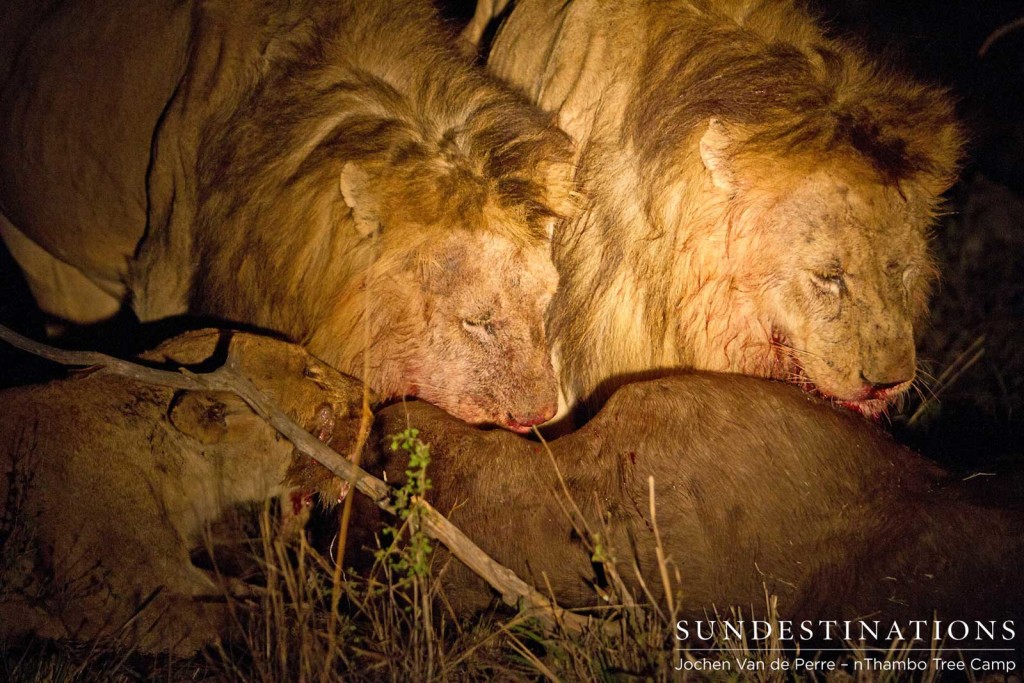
[479,0,964,417]
[0,330,362,654]
[0,0,575,431]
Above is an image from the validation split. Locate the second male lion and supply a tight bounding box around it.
[485,0,963,418]
[0,0,575,431]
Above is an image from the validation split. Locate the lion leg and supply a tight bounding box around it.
[125,573,240,656]
[67,585,234,656]
[91,561,244,655]
[0,212,123,325]
[458,0,514,55]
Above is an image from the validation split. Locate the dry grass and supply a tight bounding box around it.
[1,466,986,683]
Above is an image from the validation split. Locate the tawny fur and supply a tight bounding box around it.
[486,0,964,418]
[0,331,363,655]
[0,0,576,430]
[352,374,1023,624]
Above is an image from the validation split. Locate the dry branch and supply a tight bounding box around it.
[0,324,590,631]
[978,16,1024,57]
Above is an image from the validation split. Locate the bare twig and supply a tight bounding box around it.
[907,336,985,428]
[979,16,1024,58]
[648,476,676,617]
[0,324,590,631]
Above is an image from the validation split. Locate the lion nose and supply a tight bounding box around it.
[861,324,916,395]
[506,408,555,430]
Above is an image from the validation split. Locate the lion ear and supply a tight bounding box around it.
[699,119,738,194]
[340,162,382,238]
[539,160,579,217]
[536,159,581,239]
[169,391,261,444]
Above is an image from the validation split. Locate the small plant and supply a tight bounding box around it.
[376,427,433,580]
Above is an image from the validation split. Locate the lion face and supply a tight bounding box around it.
[333,150,571,431]
[748,172,933,416]
[397,230,560,432]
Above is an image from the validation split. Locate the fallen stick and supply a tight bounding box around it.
[0,324,591,632]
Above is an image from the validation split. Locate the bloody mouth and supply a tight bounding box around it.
[493,404,556,433]
[770,331,898,420]
[503,422,537,434]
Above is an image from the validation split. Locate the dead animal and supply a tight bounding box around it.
[352,372,1022,628]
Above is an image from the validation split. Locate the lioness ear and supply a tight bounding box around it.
[340,162,381,238]
[699,119,737,194]
[169,391,260,444]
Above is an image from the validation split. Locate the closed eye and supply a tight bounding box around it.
[462,312,496,336]
[810,271,844,296]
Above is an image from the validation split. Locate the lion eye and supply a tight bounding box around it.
[810,271,844,296]
[462,312,496,336]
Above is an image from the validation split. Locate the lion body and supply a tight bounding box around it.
[486,0,963,416]
[0,0,574,429]
[0,0,192,322]
[0,330,363,654]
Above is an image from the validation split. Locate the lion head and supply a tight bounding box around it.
[683,43,963,417]
[495,0,964,418]
[312,146,571,433]
[702,145,940,416]
[397,229,559,432]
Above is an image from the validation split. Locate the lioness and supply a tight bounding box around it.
[0,330,361,655]
[479,0,964,418]
[0,0,575,431]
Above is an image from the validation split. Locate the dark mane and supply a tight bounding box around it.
[196,0,572,247]
[626,0,963,188]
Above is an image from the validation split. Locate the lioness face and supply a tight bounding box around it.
[402,230,560,433]
[755,173,933,416]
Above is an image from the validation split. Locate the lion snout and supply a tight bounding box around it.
[436,373,557,432]
[859,335,916,397]
[462,393,558,433]
[500,403,558,433]
[496,364,559,431]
